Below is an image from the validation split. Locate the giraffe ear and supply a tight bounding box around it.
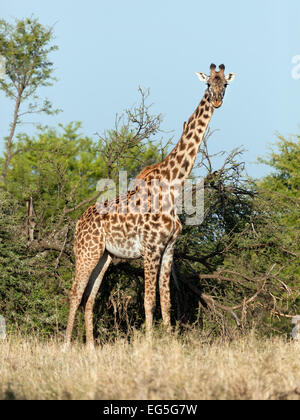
[196,72,210,83]
[225,73,236,83]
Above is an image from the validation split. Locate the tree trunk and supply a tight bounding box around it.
[1,89,23,183]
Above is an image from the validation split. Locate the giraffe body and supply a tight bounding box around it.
[65,64,235,346]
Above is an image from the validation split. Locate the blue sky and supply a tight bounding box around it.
[1,0,300,178]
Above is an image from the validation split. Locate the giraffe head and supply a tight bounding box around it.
[196,64,236,109]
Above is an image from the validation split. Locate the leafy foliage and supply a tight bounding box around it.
[0,191,67,335]
[0,17,299,341]
[0,17,60,185]
[0,16,58,106]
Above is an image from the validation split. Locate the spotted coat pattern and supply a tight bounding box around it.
[65,65,234,346]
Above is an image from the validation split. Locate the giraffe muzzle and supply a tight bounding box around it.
[212,100,222,109]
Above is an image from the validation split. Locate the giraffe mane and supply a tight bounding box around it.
[98,163,160,211]
[136,162,161,180]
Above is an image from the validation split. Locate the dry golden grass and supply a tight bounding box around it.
[0,330,300,400]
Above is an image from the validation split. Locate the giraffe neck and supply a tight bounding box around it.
[162,90,214,183]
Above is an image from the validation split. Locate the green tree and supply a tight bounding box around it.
[258,135,299,265]
[257,134,300,305]
[0,190,64,336]
[0,17,60,184]
[258,135,300,196]
[167,136,300,336]
[258,134,300,226]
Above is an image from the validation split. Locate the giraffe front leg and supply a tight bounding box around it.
[159,244,175,332]
[159,225,181,332]
[144,250,161,337]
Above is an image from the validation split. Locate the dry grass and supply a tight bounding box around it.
[0,330,300,400]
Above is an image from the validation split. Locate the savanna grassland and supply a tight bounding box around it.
[0,18,299,402]
[1,331,300,401]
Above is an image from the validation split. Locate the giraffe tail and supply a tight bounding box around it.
[81,260,104,307]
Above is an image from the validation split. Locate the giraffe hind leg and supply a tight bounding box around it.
[65,246,105,347]
[83,251,112,346]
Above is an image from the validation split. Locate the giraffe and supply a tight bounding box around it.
[65,64,236,347]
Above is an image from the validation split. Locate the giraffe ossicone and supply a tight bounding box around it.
[65,64,236,346]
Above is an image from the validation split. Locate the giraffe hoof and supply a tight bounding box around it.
[62,342,70,352]
[86,342,95,351]
[145,330,153,341]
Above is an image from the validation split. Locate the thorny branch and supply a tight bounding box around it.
[95,87,165,179]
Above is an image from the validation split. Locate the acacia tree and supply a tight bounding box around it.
[168,135,300,336]
[96,87,170,181]
[0,17,60,184]
[257,134,300,300]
